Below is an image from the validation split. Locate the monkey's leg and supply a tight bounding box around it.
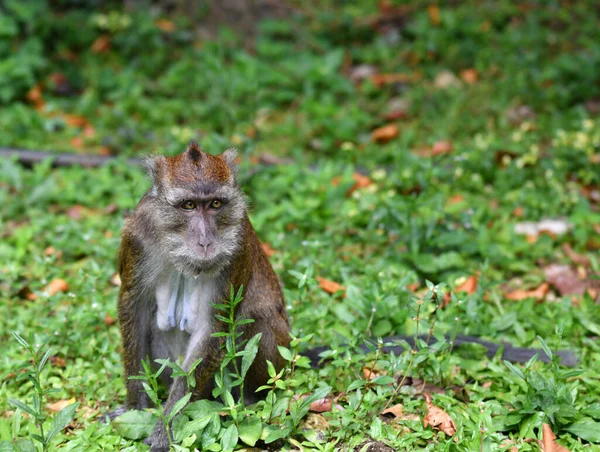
[240,312,290,404]
[147,334,224,451]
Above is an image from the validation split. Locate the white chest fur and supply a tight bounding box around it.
[155,269,219,336]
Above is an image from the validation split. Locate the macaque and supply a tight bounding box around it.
[116,143,290,451]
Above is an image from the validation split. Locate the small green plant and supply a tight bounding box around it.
[502,326,599,442]
[6,333,79,451]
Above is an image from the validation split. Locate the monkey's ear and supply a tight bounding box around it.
[142,154,166,187]
[222,148,238,180]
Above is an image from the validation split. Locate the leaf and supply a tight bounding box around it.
[422,394,456,437]
[504,361,526,380]
[544,265,587,296]
[168,392,192,422]
[7,399,35,416]
[564,418,600,442]
[47,398,76,413]
[277,346,293,361]
[432,140,453,156]
[504,283,549,302]
[220,423,238,451]
[45,279,69,296]
[261,242,276,257]
[309,398,332,413]
[112,410,158,440]
[460,69,478,84]
[455,275,478,294]
[371,124,399,144]
[155,18,176,32]
[238,416,262,446]
[542,423,571,452]
[346,172,373,197]
[91,35,110,53]
[381,404,403,418]
[241,333,262,379]
[316,277,345,296]
[46,401,79,443]
[428,4,441,25]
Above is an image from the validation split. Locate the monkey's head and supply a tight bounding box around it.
[143,142,246,275]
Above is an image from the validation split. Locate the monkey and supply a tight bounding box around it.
[115,143,290,451]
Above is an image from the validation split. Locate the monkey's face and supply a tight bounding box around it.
[144,145,246,276]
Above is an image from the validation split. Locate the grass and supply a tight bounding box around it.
[1,0,600,450]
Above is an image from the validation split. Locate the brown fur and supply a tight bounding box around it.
[116,146,289,451]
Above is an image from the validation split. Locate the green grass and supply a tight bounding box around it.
[1,0,600,450]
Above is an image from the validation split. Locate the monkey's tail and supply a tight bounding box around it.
[303,334,578,368]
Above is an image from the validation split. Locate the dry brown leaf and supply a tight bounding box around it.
[91,35,111,53]
[26,84,44,110]
[428,4,441,25]
[406,282,420,292]
[46,279,69,296]
[261,242,276,258]
[104,314,116,326]
[504,283,549,302]
[155,18,176,32]
[371,73,414,87]
[562,243,591,267]
[372,124,399,143]
[455,275,478,295]
[544,265,587,296]
[434,70,461,89]
[432,140,453,156]
[542,423,570,452]
[347,172,373,197]
[362,366,385,380]
[67,204,85,220]
[309,398,332,413]
[48,398,76,413]
[316,277,345,296]
[422,393,457,437]
[381,404,403,418]
[50,355,67,368]
[460,69,478,84]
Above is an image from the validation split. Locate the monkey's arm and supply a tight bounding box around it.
[117,233,153,410]
[303,334,578,368]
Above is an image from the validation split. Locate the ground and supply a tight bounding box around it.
[1,1,600,451]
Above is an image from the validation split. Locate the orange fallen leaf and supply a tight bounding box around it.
[362,366,384,380]
[46,279,69,296]
[512,206,525,218]
[446,194,464,206]
[371,73,414,87]
[504,283,549,302]
[64,114,88,128]
[71,136,84,149]
[26,84,44,105]
[91,35,111,53]
[423,393,457,437]
[347,172,373,197]
[428,4,441,25]
[261,242,276,258]
[104,314,116,326]
[381,403,403,418]
[541,423,570,452]
[316,277,345,296]
[455,275,478,295]
[48,398,76,413]
[155,18,176,32]
[432,140,453,156]
[460,68,478,84]
[309,398,332,413]
[372,124,399,144]
[406,282,420,292]
[67,204,85,220]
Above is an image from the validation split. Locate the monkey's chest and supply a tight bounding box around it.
[154,271,218,337]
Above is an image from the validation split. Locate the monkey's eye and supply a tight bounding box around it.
[209,200,222,209]
[180,200,196,211]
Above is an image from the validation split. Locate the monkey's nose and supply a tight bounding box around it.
[198,241,212,252]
